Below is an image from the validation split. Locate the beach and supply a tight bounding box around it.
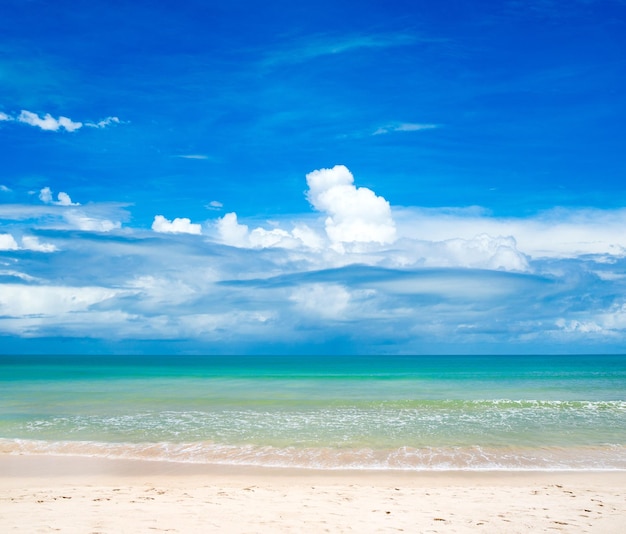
[1,455,625,533]
[1,355,624,531]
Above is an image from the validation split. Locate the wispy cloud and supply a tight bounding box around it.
[1,189,127,233]
[19,110,83,132]
[373,123,438,135]
[0,110,120,132]
[262,33,416,67]
[205,200,223,211]
[85,116,120,129]
[175,154,211,160]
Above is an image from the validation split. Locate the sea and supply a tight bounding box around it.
[1,354,625,471]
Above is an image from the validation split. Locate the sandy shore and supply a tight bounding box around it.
[1,455,625,533]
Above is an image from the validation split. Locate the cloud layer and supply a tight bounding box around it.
[2,165,626,354]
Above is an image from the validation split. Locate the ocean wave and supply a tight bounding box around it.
[1,438,625,471]
[4,400,625,448]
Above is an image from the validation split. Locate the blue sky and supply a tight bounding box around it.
[1,0,625,354]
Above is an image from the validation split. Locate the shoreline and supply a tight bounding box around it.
[1,454,625,532]
[2,452,626,479]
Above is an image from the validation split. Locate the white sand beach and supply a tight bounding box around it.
[1,455,624,533]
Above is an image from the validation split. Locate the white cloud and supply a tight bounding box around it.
[217,212,250,247]
[128,276,198,306]
[5,165,626,352]
[373,123,437,135]
[216,212,325,251]
[291,224,325,250]
[39,187,80,206]
[177,154,210,160]
[213,167,527,273]
[0,232,57,253]
[18,110,83,132]
[85,116,120,128]
[0,234,19,251]
[305,165,396,246]
[38,187,53,203]
[0,185,11,192]
[556,318,603,334]
[290,284,351,319]
[152,215,202,235]
[394,234,530,272]
[0,270,39,283]
[0,110,121,132]
[206,200,223,210]
[263,33,415,67]
[21,236,58,253]
[0,233,56,252]
[554,301,626,338]
[56,192,77,206]
[394,207,626,259]
[35,188,123,232]
[249,226,295,248]
[64,212,122,232]
[0,284,121,317]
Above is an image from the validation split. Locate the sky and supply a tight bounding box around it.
[1,0,626,355]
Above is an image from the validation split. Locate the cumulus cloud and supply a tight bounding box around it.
[249,226,295,248]
[0,112,10,122]
[216,212,324,250]
[0,234,19,251]
[305,165,396,246]
[213,166,526,273]
[0,185,11,192]
[152,215,202,235]
[217,212,250,246]
[394,206,626,259]
[39,187,80,206]
[38,187,53,203]
[216,212,301,248]
[395,234,530,272]
[0,233,56,252]
[56,192,77,206]
[21,236,58,252]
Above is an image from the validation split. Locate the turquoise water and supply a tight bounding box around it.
[1,355,625,470]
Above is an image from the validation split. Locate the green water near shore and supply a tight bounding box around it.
[1,354,625,470]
